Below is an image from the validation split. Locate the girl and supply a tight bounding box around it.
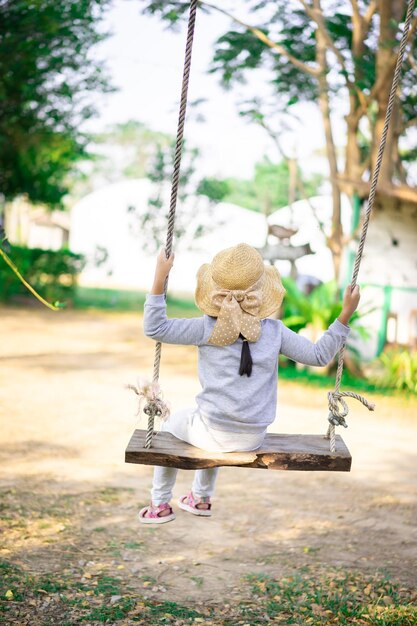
[139,243,360,524]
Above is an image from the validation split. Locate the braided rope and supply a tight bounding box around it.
[326,0,415,452]
[145,0,198,448]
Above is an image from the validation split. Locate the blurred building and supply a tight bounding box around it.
[4,195,70,250]
[268,194,417,359]
[69,178,417,359]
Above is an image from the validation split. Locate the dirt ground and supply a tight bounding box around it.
[1,305,417,607]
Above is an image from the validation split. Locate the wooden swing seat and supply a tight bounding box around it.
[125,429,352,471]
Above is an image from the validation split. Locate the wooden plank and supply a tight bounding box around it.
[125,429,352,472]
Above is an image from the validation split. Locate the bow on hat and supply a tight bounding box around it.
[207,276,263,346]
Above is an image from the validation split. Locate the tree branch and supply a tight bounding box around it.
[407,51,417,74]
[297,180,330,242]
[358,155,371,178]
[404,116,417,130]
[348,0,378,119]
[363,0,378,27]
[336,175,417,204]
[298,0,349,76]
[350,0,361,23]
[371,14,417,100]
[342,214,365,246]
[251,113,330,240]
[199,1,320,76]
[398,56,417,132]
[352,0,377,27]
[298,0,369,110]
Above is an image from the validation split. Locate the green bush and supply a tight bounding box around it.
[280,278,373,371]
[282,278,342,332]
[0,244,86,305]
[282,277,371,338]
[372,348,417,393]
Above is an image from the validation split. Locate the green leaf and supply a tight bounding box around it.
[0,0,112,207]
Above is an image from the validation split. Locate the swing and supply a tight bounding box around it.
[125,0,415,472]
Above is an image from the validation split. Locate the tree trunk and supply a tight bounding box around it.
[290,260,298,280]
[344,5,368,193]
[391,99,406,183]
[371,0,404,183]
[344,98,362,193]
[314,0,343,284]
[287,157,297,226]
[263,195,272,246]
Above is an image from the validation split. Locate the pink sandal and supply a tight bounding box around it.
[138,502,176,524]
[178,492,212,517]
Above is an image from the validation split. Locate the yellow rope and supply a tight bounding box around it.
[0,248,62,312]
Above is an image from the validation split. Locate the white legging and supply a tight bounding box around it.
[151,407,265,505]
[152,465,219,505]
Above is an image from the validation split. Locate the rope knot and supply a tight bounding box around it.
[144,403,162,418]
[327,389,375,430]
[327,391,349,428]
[126,379,170,422]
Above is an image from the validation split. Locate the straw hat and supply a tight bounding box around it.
[195,243,286,346]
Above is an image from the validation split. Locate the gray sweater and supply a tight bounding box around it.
[143,294,350,434]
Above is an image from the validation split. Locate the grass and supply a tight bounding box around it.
[244,570,417,625]
[3,285,413,396]
[1,559,416,625]
[106,538,122,557]
[73,286,200,317]
[278,361,387,394]
[124,540,144,550]
[1,480,416,623]
[279,360,417,397]
[73,286,146,311]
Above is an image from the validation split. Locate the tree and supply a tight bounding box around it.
[196,177,230,203]
[219,157,322,218]
[94,121,173,180]
[0,0,112,214]
[143,0,417,281]
[68,121,173,201]
[128,139,224,254]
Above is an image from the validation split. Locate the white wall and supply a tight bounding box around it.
[70,180,355,292]
[69,178,268,293]
[69,180,417,358]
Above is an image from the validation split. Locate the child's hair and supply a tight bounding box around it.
[239,334,253,377]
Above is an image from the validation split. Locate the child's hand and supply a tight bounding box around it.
[338,284,360,326]
[155,249,175,280]
[151,249,175,294]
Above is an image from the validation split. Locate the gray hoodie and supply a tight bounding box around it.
[143,294,350,435]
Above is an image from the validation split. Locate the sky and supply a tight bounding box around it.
[87,0,347,180]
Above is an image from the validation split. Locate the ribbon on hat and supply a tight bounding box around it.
[207,276,263,346]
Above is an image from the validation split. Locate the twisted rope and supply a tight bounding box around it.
[128,380,170,449]
[326,0,415,452]
[145,0,198,448]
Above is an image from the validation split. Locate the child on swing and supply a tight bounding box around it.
[139,243,360,523]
